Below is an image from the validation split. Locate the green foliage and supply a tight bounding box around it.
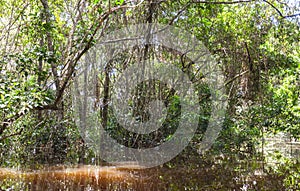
[0,57,53,121]
[269,156,300,190]
[115,0,124,6]
[0,0,300,189]
[261,52,300,138]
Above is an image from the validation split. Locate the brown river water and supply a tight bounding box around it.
[1,134,298,190]
[0,160,286,191]
[0,163,152,190]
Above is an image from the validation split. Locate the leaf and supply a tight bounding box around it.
[93,0,100,4]
[115,0,124,6]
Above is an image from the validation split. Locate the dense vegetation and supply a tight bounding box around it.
[0,0,299,190]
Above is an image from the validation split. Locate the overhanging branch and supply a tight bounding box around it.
[42,1,145,109]
[262,0,283,17]
[263,0,300,19]
[192,0,300,19]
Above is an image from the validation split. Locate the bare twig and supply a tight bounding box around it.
[169,2,191,25]
[225,70,249,86]
[283,13,300,18]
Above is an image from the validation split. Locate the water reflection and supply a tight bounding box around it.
[0,163,149,190]
[0,159,288,190]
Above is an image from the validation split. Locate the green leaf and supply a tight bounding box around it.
[93,0,100,4]
[115,0,124,6]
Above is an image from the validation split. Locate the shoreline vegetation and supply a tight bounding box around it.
[1,0,299,190]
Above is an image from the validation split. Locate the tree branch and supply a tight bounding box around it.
[40,0,60,97]
[244,41,252,66]
[40,1,145,110]
[192,0,300,19]
[283,13,300,19]
[169,3,191,25]
[263,0,300,19]
[262,0,283,17]
[225,70,249,86]
[0,128,23,142]
[192,0,254,5]
[0,113,22,136]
